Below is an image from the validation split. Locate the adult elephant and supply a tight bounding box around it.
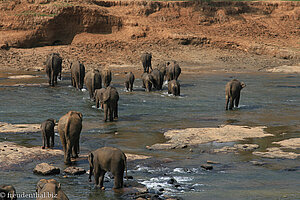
[0,184,17,200]
[141,73,154,92]
[84,69,102,101]
[150,69,164,90]
[168,80,180,96]
[166,61,181,81]
[141,52,152,73]
[58,111,82,164]
[125,72,135,92]
[88,147,127,189]
[101,68,112,88]
[95,86,119,122]
[156,61,167,80]
[70,60,85,90]
[225,79,246,110]
[36,179,69,200]
[45,53,62,86]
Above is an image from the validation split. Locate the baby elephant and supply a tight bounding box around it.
[168,80,180,96]
[95,86,119,122]
[88,147,127,189]
[124,72,135,92]
[41,119,55,149]
[225,79,246,110]
[0,184,17,200]
[36,179,69,200]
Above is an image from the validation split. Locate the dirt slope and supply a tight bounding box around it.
[0,0,299,73]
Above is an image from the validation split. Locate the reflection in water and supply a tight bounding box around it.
[0,71,300,199]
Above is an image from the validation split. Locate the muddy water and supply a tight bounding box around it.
[0,71,300,199]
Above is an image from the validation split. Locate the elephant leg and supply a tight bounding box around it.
[65,141,72,164]
[113,171,124,189]
[229,97,234,110]
[130,83,133,92]
[46,135,50,148]
[114,103,118,120]
[109,106,113,122]
[72,138,79,158]
[225,96,229,110]
[42,132,46,149]
[98,170,106,188]
[235,94,240,108]
[50,132,54,148]
[103,104,108,122]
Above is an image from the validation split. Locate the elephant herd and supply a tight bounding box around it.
[1,53,247,200]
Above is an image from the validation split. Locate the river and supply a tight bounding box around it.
[0,70,299,199]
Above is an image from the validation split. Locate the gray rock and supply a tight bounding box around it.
[33,163,60,175]
[201,164,213,170]
[63,166,86,175]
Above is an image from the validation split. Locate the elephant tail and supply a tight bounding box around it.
[124,153,128,181]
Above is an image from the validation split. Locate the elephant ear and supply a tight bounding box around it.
[102,87,111,102]
[88,152,94,168]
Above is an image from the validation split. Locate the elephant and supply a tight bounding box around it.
[168,80,180,96]
[166,61,181,81]
[36,179,69,200]
[70,60,85,90]
[84,69,102,101]
[101,68,112,88]
[58,111,82,164]
[156,61,168,80]
[225,79,246,110]
[141,73,154,92]
[150,69,164,90]
[0,184,17,200]
[41,119,55,149]
[88,147,127,189]
[124,72,135,92]
[45,53,62,86]
[95,86,119,122]
[141,52,152,73]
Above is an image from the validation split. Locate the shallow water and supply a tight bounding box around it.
[0,71,300,199]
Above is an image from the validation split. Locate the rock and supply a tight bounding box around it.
[167,178,176,184]
[63,166,86,175]
[253,147,299,159]
[234,144,259,151]
[124,175,133,179]
[250,161,266,166]
[33,163,60,175]
[201,164,213,170]
[207,160,219,164]
[148,125,270,150]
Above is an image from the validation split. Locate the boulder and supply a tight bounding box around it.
[63,166,86,175]
[33,163,60,175]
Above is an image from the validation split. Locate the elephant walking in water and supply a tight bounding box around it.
[70,60,85,90]
[45,53,62,86]
[151,69,164,90]
[84,69,102,101]
[95,86,119,122]
[58,111,83,164]
[101,68,112,88]
[225,79,246,110]
[88,147,127,189]
[141,73,154,92]
[168,80,180,96]
[141,52,152,73]
[125,72,135,92]
[166,61,181,81]
[41,118,55,149]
